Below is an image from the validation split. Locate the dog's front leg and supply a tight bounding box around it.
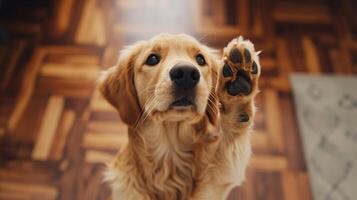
[217,36,260,137]
[192,36,261,200]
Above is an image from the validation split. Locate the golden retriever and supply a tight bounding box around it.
[99,33,261,200]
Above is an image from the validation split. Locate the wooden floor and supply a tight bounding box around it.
[0,0,356,199]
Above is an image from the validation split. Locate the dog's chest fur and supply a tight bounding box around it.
[106,122,197,200]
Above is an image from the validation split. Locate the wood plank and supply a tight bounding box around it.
[82,132,127,150]
[7,48,46,131]
[273,4,332,24]
[0,181,58,199]
[50,110,76,160]
[250,155,288,171]
[85,150,114,163]
[75,0,106,45]
[86,121,127,133]
[51,0,75,38]
[32,95,64,160]
[264,89,285,153]
[302,36,321,74]
[0,41,26,92]
[40,63,100,80]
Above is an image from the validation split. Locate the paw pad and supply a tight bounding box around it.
[229,48,243,64]
[244,49,251,63]
[238,112,249,122]
[252,62,258,74]
[226,74,251,96]
[220,39,260,97]
[222,63,233,77]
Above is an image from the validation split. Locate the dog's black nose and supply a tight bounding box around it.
[169,64,200,89]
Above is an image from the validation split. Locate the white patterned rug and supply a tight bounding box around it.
[290,74,357,200]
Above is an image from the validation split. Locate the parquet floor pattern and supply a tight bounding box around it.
[0,0,356,199]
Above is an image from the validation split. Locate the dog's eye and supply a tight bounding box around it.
[145,54,160,66]
[196,54,206,66]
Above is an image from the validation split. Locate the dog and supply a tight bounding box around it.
[98,33,261,200]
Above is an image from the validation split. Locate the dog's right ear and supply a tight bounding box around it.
[98,42,145,126]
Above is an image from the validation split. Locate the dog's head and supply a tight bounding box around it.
[99,34,219,126]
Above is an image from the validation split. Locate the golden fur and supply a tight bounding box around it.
[98,34,261,200]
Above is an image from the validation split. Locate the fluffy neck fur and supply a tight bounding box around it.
[108,118,251,200]
[112,120,197,200]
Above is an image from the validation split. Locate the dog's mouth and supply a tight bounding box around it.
[170,97,194,108]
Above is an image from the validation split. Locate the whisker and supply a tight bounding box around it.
[141,98,159,124]
[133,93,156,130]
[208,93,218,102]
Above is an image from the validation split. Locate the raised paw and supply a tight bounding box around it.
[218,36,261,102]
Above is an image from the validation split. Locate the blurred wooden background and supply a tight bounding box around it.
[0,0,356,199]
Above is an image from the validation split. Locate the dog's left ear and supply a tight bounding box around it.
[205,58,219,126]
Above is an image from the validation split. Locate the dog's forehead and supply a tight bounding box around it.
[148,34,201,53]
